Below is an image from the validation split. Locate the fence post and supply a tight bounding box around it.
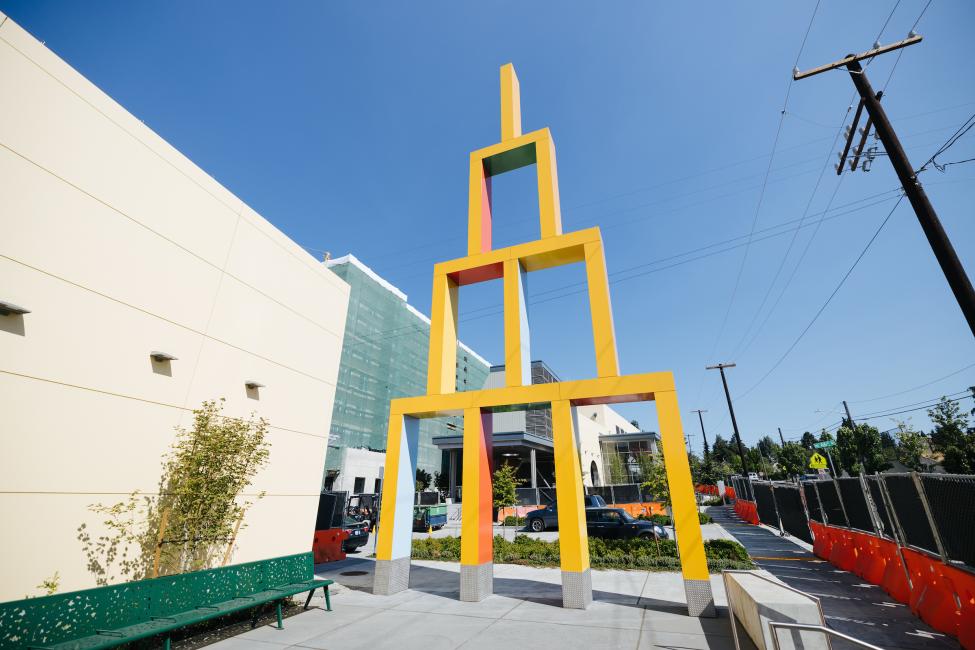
[859,473,884,535]
[876,474,915,591]
[831,476,850,528]
[911,472,950,564]
[812,481,829,526]
[768,482,786,537]
[797,481,815,543]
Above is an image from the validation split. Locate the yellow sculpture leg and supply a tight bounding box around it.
[551,400,593,609]
[500,63,522,141]
[535,132,563,240]
[503,258,531,387]
[460,407,493,601]
[583,239,620,378]
[426,271,458,396]
[373,414,420,596]
[656,390,716,616]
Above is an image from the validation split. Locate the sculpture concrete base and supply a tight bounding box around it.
[561,568,592,609]
[684,578,716,617]
[460,562,493,602]
[373,557,410,595]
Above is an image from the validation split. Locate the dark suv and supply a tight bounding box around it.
[526,495,607,532]
[341,517,370,553]
[586,508,668,540]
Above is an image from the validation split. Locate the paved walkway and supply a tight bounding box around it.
[708,505,959,650]
[209,557,750,650]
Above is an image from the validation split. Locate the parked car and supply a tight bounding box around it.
[526,495,607,532]
[341,517,370,553]
[586,508,668,540]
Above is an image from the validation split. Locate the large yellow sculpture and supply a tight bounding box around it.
[373,64,714,615]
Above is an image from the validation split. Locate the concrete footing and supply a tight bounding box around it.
[373,556,410,595]
[684,578,716,617]
[561,568,593,609]
[460,562,493,602]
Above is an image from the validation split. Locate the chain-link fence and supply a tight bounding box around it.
[740,473,975,571]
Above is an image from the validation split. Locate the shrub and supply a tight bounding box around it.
[503,516,527,527]
[638,512,712,525]
[411,534,753,571]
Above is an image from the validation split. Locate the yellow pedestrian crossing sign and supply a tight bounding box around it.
[809,452,828,469]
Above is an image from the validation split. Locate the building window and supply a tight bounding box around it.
[353,477,366,494]
[374,478,382,493]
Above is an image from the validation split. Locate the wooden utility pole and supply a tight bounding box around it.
[691,409,710,458]
[795,35,975,338]
[706,363,749,474]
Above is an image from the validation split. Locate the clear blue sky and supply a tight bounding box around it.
[4,0,974,446]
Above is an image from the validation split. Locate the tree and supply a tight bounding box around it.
[711,435,734,464]
[777,443,808,478]
[77,400,271,584]
[433,470,449,494]
[836,422,890,475]
[800,432,817,449]
[894,420,926,472]
[928,397,975,473]
[607,451,628,484]
[756,436,779,461]
[639,456,670,508]
[492,463,523,539]
[415,468,432,491]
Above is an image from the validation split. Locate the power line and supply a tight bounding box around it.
[850,361,975,404]
[853,389,970,419]
[918,112,975,173]
[856,393,973,422]
[734,194,906,403]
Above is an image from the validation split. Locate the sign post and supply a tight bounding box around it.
[813,440,837,477]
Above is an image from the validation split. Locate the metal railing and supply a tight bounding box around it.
[768,622,883,650]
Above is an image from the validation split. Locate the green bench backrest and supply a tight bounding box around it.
[0,553,314,650]
[0,581,152,649]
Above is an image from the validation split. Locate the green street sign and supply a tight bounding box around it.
[814,440,836,449]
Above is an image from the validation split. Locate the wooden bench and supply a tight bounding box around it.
[0,552,332,650]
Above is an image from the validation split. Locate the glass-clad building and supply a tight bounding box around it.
[323,255,490,487]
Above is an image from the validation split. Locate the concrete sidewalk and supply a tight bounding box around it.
[208,556,752,650]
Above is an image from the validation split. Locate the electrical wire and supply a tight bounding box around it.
[918,112,975,173]
[734,194,906,403]
[850,361,975,404]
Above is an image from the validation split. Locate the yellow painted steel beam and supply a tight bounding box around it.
[426,271,458,395]
[583,239,620,378]
[500,63,522,141]
[375,414,404,561]
[503,258,532,387]
[392,372,676,418]
[551,400,590,573]
[437,228,599,281]
[535,131,562,239]
[467,154,492,256]
[461,408,494,566]
[656,390,710,582]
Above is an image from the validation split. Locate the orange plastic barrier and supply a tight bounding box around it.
[879,546,912,603]
[955,565,975,650]
[902,548,962,636]
[733,499,759,525]
[828,529,857,572]
[810,521,833,560]
[312,528,350,564]
[726,486,737,499]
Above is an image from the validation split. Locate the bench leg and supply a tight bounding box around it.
[250,605,261,629]
[304,588,315,610]
[324,585,332,612]
[164,636,171,650]
[276,600,284,630]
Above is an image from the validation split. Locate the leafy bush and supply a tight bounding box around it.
[411,534,753,571]
[701,497,723,506]
[503,516,527,526]
[638,512,712,525]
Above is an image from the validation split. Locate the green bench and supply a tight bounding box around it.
[0,552,332,650]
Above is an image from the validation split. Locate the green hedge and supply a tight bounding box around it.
[502,516,527,526]
[638,512,712,525]
[411,534,753,571]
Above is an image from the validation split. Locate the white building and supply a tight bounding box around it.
[0,13,348,600]
[433,362,659,497]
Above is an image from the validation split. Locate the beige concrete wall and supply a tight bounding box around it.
[575,405,639,487]
[0,12,349,600]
